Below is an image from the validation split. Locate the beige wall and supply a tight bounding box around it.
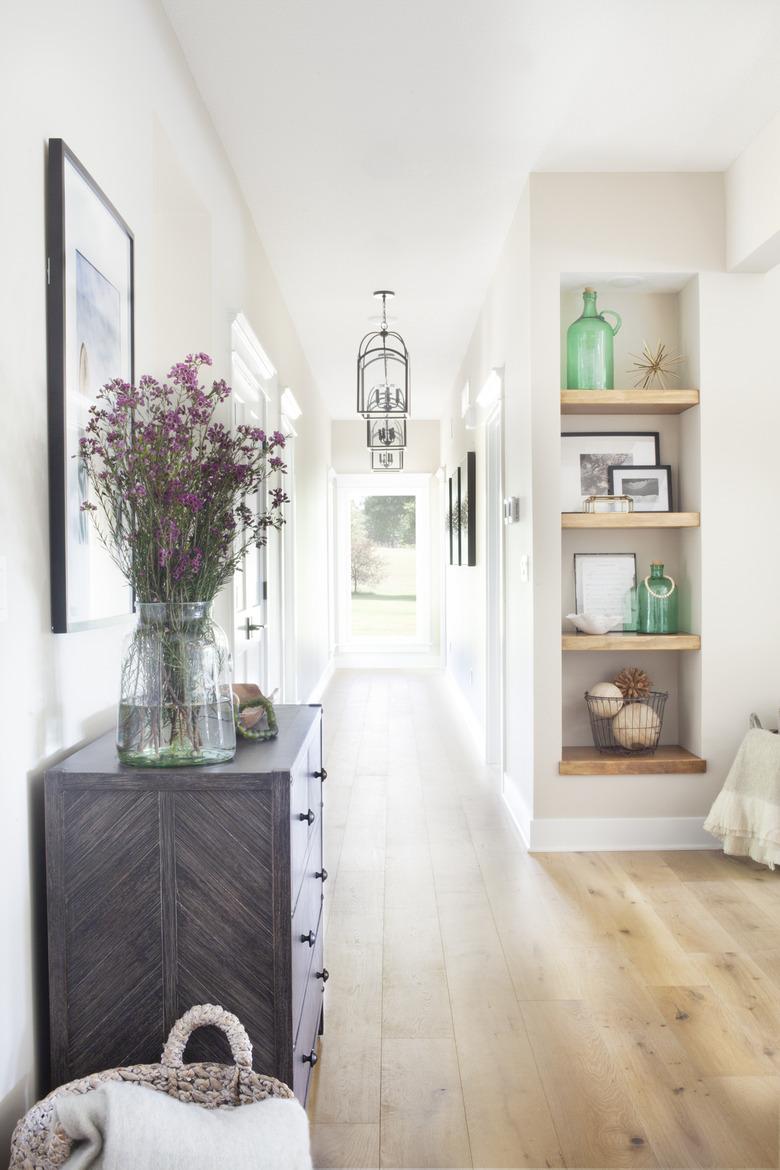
[0,0,330,1149]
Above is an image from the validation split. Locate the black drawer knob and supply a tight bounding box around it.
[313,768,328,781]
[301,929,316,947]
[315,867,328,882]
[298,809,315,825]
[316,967,330,983]
[302,1049,318,1066]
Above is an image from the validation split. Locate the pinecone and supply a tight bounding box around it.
[613,666,652,701]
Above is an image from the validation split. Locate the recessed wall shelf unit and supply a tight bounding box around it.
[562,511,699,529]
[559,277,704,778]
[559,746,707,776]
[562,632,701,651]
[560,389,700,415]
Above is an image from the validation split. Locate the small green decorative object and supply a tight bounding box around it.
[232,684,279,741]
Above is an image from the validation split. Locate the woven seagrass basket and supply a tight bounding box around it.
[9,1004,293,1170]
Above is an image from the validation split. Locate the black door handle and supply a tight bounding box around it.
[302,1049,318,1065]
[301,930,316,947]
[315,867,328,882]
[313,768,328,781]
[298,809,315,825]
[316,967,329,983]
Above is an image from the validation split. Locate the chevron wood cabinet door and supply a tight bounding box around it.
[45,704,324,1103]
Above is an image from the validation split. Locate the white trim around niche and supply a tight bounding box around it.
[501,807,714,852]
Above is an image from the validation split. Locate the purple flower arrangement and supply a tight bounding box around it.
[79,353,288,603]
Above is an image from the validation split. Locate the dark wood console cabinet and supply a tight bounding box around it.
[45,704,325,1105]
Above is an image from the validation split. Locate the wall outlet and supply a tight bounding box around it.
[519,554,529,583]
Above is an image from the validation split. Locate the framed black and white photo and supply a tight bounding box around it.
[47,139,134,632]
[458,452,476,566]
[609,464,672,512]
[574,553,637,631]
[561,431,660,512]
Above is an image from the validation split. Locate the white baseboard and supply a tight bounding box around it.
[501,774,531,849]
[308,656,336,703]
[526,815,713,852]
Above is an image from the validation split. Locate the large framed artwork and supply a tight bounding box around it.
[560,431,660,513]
[447,471,459,565]
[458,452,476,567]
[46,139,134,632]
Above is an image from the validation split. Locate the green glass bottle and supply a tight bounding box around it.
[566,288,622,389]
[638,562,678,634]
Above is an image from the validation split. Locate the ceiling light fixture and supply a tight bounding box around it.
[357,290,410,418]
[367,417,407,450]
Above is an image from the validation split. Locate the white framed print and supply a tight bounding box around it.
[561,431,660,512]
[574,553,638,632]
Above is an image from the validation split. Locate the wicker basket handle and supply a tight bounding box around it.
[161,1004,253,1070]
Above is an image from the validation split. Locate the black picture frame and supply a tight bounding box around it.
[608,464,673,512]
[561,431,661,512]
[458,452,476,567]
[47,139,135,632]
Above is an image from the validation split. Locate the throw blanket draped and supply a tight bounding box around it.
[704,727,780,869]
[57,1082,312,1170]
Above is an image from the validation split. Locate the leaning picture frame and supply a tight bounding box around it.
[46,136,135,631]
[574,552,638,632]
[561,431,661,512]
[608,464,673,512]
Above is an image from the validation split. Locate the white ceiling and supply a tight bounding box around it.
[163,0,780,418]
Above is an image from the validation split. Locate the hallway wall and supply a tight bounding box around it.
[442,188,534,821]
[445,173,780,847]
[0,0,330,1150]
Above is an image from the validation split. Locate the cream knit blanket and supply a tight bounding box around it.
[57,1082,312,1170]
[704,727,780,869]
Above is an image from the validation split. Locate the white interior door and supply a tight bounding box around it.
[231,316,275,692]
[485,401,505,767]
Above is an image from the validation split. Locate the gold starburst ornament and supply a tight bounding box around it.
[628,340,685,389]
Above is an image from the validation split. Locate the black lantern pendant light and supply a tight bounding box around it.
[367,416,407,450]
[371,449,404,471]
[357,290,410,418]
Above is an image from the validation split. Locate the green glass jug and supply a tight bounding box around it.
[638,562,678,635]
[566,288,622,389]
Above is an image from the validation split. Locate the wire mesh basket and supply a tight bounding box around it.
[585,690,668,755]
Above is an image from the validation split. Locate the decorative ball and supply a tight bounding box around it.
[612,702,660,750]
[613,666,652,701]
[587,682,624,719]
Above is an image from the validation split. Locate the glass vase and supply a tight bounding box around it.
[117,602,236,767]
[638,562,678,634]
[566,287,622,389]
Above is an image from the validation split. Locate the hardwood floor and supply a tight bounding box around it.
[307,669,780,1169]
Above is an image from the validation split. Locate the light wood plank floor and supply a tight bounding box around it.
[307,669,780,1169]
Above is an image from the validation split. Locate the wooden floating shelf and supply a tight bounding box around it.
[560,746,707,775]
[562,632,701,651]
[562,511,700,530]
[560,389,700,415]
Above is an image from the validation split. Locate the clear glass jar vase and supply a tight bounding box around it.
[117,602,236,767]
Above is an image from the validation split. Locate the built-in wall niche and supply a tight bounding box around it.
[558,272,704,776]
[560,274,696,392]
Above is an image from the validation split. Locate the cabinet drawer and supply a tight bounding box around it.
[291,852,323,1033]
[292,938,324,1106]
[290,764,320,903]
